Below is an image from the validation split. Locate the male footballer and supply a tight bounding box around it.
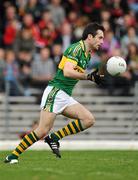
[5,22,105,163]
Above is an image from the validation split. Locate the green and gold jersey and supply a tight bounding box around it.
[49,40,91,95]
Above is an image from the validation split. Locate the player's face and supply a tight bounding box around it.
[90,30,104,50]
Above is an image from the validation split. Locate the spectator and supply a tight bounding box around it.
[66,10,78,28]
[14,28,35,54]
[4,50,23,96]
[129,0,138,15]
[22,13,40,42]
[51,43,62,70]
[17,50,32,96]
[115,13,136,40]
[100,8,113,30]
[39,0,49,6]
[82,0,104,21]
[73,15,90,41]
[55,22,76,52]
[2,5,20,48]
[38,10,53,30]
[19,64,32,96]
[17,50,32,68]
[24,0,43,22]
[36,24,57,49]
[101,21,111,32]
[47,0,65,28]
[126,42,138,86]
[121,26,138,56]
[3,19,20,49]
[4,5,17,22]
[100,8,111,23]
[31,47,56,90]
[102,29,120,56]
[62,0,80,16]
[15,0,27,18]
[110,0,129,20]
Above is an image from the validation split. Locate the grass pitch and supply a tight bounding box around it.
[1,150,138,180]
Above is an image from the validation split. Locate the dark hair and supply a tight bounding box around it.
[82,22,105,40]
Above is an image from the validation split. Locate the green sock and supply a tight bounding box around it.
[12,131,39,158]
[51,119,84,141]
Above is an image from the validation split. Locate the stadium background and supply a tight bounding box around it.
[0,0,138,149]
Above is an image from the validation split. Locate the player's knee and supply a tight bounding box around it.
[85,114,95,128]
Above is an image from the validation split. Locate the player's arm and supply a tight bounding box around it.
[63,61,104,85]
[63,61,87,80]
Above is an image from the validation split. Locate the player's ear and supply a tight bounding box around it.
[88,34,93,39]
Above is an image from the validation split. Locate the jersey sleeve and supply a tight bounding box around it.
[63,44,82,65]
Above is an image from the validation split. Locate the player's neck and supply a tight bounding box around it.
[83,40,92,54]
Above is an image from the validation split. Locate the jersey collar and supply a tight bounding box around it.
[79,40,85,52]
[80,40,90,58]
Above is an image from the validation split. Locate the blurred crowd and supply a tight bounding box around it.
[0,0,138,96]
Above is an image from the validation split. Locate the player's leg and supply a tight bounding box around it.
[49,103,95,141]
[4,86,61,163]
[4,110,56,164]
[44,89,94,158]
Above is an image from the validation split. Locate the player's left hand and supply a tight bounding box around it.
[87,69,105,85]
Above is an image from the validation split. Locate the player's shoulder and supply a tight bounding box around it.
[70,41,82,51]
[64,41,82,56]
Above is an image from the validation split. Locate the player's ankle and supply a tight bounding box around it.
[10,154,18,159]
[50,133,60,142]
